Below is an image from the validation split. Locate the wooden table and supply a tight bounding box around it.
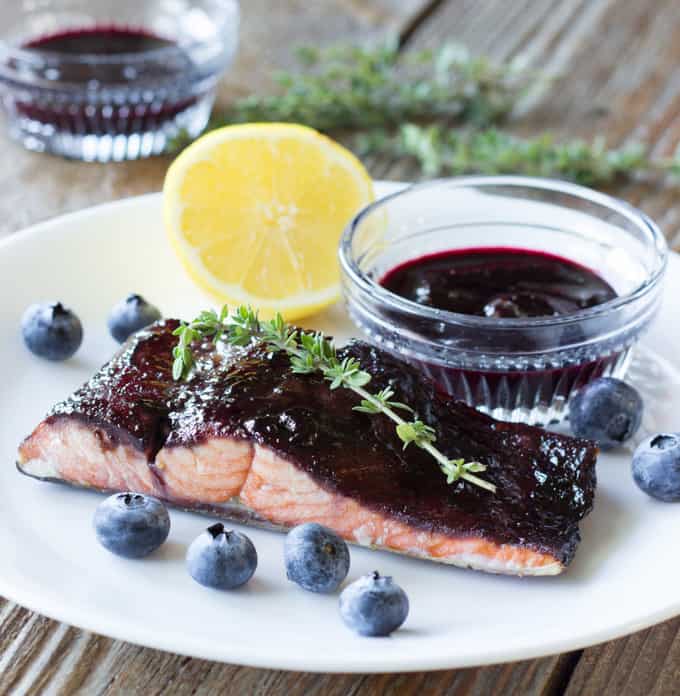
[2,1,680,693]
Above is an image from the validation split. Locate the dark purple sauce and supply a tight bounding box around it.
[381,248,617,318]
[380,248,621,419]
[15,26,198,136]
[23,26,175,56]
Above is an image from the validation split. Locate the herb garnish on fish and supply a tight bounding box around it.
[172,306,496,493]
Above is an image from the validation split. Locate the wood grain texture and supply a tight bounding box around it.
[564,618,680,696]
[3,1,680,694]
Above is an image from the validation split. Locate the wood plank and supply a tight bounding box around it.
[218,0,438,100]
[0,618,572,696]
[564,618,680,696]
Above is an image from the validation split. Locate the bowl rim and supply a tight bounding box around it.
[339,175,669,330]
[0,0,239,67]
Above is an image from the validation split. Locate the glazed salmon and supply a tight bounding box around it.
[18,321,597,576]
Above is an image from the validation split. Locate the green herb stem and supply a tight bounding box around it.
[356,125,678,186]
[350,384,495,492]
[172,306,496,494]
[167,40,534,153]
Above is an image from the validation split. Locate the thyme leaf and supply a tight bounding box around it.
[172,306,496,493]
[167,39,533,152]
[357,125,670,185]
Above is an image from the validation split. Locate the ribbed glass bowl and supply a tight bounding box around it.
[339,177,668,426]
[0,0,239,162]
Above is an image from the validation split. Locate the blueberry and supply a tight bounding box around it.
[284,523,350,593]
[94,492,170,559]
[569,377,643,449]
[21,302,83,361]
[632,433,680,501]
[187,523,257,590]
[339,571,409,637]
[108,294,161,343]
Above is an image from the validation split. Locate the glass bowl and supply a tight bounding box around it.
[0,0,239,162]
[339,177,668,426]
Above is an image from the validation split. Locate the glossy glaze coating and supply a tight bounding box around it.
[381,247,617,318]
[24,27,174,56]
[49,322,179,458]
[45,321,597,564]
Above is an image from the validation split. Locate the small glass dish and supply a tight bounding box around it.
[339,177,668,426]
[0,0,239,162]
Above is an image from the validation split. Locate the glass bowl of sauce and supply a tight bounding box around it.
[0,0,239,161]
[339,177,667,426]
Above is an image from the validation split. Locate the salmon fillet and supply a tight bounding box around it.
[17,321,597,576]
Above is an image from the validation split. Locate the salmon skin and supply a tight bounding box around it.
[18,320,597,576]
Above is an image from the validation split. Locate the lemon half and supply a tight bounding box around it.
[163,123,374,320]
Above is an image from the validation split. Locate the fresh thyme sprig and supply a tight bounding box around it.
[172,306,496,493]
[167,40,533,152]
[167,38,680,188]
[357,124,680,185]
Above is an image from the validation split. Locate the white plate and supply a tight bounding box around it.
[1,182,680,673]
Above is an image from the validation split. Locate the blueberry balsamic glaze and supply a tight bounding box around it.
[13,26,197,136]
[381,247,617,318]
[23,26,175,56]
[378,248,622,415]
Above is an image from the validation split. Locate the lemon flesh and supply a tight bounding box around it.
[163,123,374,320]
